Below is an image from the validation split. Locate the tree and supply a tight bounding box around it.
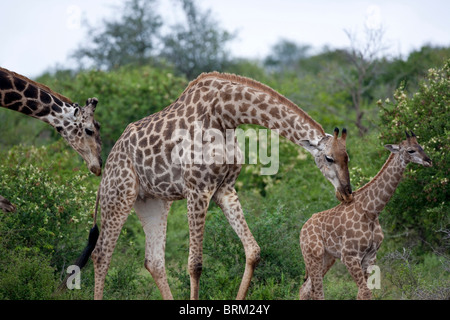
[160,0,235,79]
[338,26,387,136]
[378,59,450,248]
[378,45,450,95]
[264,39,311,74]
[72,0,162,70]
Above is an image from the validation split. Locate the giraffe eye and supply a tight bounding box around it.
[408,150,416,154]
[85,128,94,136]
[325,155,334,163]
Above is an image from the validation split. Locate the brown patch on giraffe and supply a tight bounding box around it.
[0,67,73,104]
[184,72,325,136]
[3,91,22,105]
[193,90,201,104]
[13,77,27,92]
[224,103,236,116]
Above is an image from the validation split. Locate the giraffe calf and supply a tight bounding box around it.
[299,201,382,300]
[299,131,432,300]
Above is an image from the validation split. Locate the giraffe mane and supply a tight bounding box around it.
[186,72,326,136]
[0,67,73,105]
[352,152,396,197]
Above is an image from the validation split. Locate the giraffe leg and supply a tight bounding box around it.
[306,255,326,300]
[187,190,213,300]
[323,252,337,277]
[134,197,174,300]
[362,246,377,280]
[342,253,372,300]
[320,252,336,297]
[213,186,260,300]
[91,208,130,300]
[91,170,138,300]
[361,225,383,282]
[300,251,335,299]
[0,195,16,212]
[299,233,329,300]
[299,276,312,300]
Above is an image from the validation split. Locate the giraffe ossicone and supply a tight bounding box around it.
[299,131,432,300]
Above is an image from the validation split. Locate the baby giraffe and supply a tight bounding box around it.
[299,131,432,300]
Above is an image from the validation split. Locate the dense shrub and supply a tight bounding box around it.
[378,59,450,247]
[0,250,56,299]
[0,142,98,298]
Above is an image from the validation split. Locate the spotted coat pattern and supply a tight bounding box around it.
[91,72,353,300]
[0,67,102,212]
[299,135,432,300]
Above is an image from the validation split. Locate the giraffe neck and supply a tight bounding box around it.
[186,72,326,146]
[0,67,76,129]
[356,152,407,215]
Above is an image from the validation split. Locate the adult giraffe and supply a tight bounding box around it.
[75,72,353,300]
[0,67,102,212]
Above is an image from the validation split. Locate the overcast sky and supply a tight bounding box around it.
[1,0,449,78]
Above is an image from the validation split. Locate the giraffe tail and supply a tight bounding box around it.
[74,185,101,270]
[55,188,100,293]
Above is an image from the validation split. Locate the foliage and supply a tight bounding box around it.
[72,0,234,79]
[0,108,51,149]
[0,142,98,299]
[0,250,56,299]
[72,0,162,70]
[378,60,450,247]
[161,0,236,79]
[381,249,450,299]
[0,142,97,266]
[379,45,450,94]
[1,40,450,300]
[264,39,312,74]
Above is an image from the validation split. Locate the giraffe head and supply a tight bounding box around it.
[384,130,432,167]
[301,128,353,203]
[57,98,102,176]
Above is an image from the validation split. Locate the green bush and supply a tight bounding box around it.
[0,142,154,299]
[381,250,450,299]
[378,59,450,247]
[0,142,97,261]
[0,250,56,300]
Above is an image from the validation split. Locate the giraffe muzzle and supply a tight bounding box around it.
[336,185,353,203]
[89,164,102,176]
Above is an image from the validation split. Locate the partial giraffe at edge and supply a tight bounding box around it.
[0,66,102,212]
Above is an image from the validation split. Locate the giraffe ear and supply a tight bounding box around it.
[384,144,400,153]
